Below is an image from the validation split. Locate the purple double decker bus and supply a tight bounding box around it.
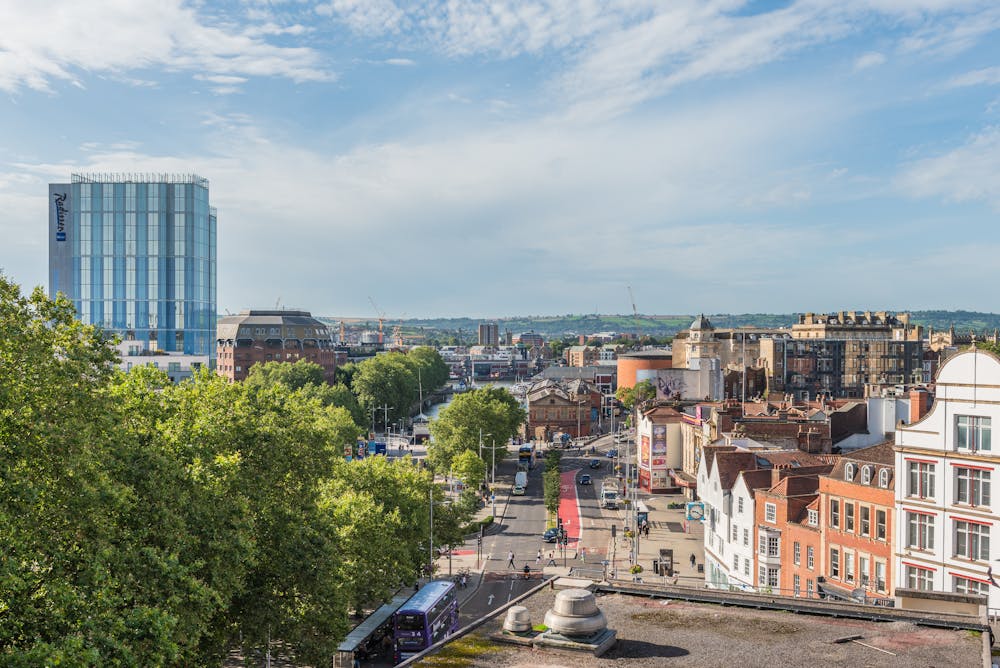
[393,580,459,663]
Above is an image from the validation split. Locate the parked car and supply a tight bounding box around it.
[543,527,559,543]
[606,449,619,458]
[578,474,592,485]
[588,459,601,469]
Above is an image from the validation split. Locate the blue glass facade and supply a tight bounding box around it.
[48,174,217,359]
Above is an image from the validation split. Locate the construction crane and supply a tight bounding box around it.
[368,296,385,344]
[627,285,641,339]
[391,313,408,347]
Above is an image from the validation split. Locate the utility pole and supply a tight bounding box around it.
[429,485,434,578]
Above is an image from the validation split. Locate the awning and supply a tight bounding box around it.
[671,470,697,488]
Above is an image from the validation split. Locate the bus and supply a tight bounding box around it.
[517,444,535,470]
[392,580,459,663]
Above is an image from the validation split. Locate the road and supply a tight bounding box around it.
[458,436,626,623]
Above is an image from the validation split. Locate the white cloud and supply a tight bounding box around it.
[896,127,1000,208]
[384,58,416,66]
[947,65,1000,88]
[0,0,331,93]
[854,51,886,71]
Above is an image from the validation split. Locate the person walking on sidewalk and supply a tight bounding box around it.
[536,549,542,564]
[689,553,696,569]
[547,551,557,566]
[507,551,516,568]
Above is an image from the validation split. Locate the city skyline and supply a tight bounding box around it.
[3,2,1000,317]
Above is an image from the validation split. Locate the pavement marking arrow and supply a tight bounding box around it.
[487,594,494,606]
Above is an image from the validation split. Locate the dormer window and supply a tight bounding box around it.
[861,466,873,485]
[844,463,855,481]
[808,509,818,526]
[878,469,889,488]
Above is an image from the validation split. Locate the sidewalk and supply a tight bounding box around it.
[602,493,705,584]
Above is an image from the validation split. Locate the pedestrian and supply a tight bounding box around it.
[523,563,531,580]
[547,551,556,566]
[689,553,696,568]
[536,549,542,564]
[460,573,467,589]
[580,547,587,563]
[507,551,515,568]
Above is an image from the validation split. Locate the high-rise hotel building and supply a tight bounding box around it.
[48,174,217,360]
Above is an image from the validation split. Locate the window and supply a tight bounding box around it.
[793,574,801,597]
[767,568,779,587]
[765,503,776,523]
[954,520,990,561]
[955,467,991,507]
[874,561,886,592]
[875,509,887,541]
[743,528,749,547]
[738,497,744,513]
[859,555,869,588]
[954,576,990,596]
[744,559,750,576]
[830,548,840,578]
[907,461,936,499]
[808,509,818,526]
[806,579,814,598]
[861,465,873,485]
[807,546,814,569]
[906,512,935,550]
[830,499,840,528]
[860,506,870,537]
[905,565,933,591]
[732,525,737,542]
[758,566,766,586]
[793,542,801,565]
[878,469,889,488]
[733,554,739,571]
[758,534,766,555]
[844,463,855,481]
[767,535,779,557]
[844,550,855,583]
[956,415,991,452]
[845,503,855,533]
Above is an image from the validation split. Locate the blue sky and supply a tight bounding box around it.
[1,0,999,318]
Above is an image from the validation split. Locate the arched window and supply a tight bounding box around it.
[861,466,873,485]
[844,463,855,481]
[878,469,889,488]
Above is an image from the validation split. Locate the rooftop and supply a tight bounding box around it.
[419,587,983,667]
[71,172,209,187]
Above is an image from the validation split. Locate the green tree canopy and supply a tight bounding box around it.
[450,449,488,489]
[615,379,656,411]
[427,386,526,471]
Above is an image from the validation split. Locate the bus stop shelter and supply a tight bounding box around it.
[334,592,410,667]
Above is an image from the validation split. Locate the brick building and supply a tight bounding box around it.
[216,309,338,383]
[818,442,896,604]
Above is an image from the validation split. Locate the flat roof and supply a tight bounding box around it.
[420,588,983,667]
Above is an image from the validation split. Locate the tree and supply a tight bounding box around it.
[244,357,325,390]
[245,359,365,427]
[405,346,450,392]
[427,386,526,471]
[615,379,656,411]
[451,449,487,489]
[352,352,418,430]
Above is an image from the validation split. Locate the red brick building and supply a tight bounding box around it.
[755,476,824,598]
[818,442,895,604]
[216,309,338,383]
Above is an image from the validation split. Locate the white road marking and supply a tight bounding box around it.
[487,594,494,606]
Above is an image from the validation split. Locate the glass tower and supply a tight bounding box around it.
[48,173,217,359]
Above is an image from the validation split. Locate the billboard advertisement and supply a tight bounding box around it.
[640,434,650,468]
[652,424,667,455]
[48,184,73,298]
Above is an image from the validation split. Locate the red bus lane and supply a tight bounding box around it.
[558,469,583,551]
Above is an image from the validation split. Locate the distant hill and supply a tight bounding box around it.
[321,311,1000,340]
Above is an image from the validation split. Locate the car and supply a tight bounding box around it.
[606,449,619,458]
[543,528,559,543]
[588,458,601,469]
[578,474,592,485]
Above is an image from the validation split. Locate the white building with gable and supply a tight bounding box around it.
[895,349,999,605]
